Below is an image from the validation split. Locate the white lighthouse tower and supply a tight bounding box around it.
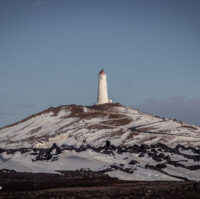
[96,69,112,105]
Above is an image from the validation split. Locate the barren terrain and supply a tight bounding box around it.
[0,170,200,199]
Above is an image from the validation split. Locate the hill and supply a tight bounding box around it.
[0,103,200,181]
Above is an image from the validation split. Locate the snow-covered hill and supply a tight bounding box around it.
[0,103,200,149]
[0,103,200,181]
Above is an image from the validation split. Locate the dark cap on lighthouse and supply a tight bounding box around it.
[99,69,105,75]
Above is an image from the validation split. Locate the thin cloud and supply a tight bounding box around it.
[17,104,36,108]
[0,73,32,81]
[0,111,19,116]
[0,104,36,117]
[121,83,134,91]
[133,97,200,126]
[32,0,52,8]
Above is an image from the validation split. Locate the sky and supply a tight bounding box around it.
[0,0,200,127]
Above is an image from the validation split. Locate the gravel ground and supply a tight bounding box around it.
[0,170,200,199]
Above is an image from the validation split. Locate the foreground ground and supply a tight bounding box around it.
[0,170,200,199]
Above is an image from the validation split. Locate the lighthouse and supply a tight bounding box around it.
[96,70,112,105]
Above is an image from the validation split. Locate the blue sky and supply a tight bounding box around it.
[0,0,200,127]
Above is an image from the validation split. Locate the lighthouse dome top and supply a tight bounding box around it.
[99,69,105,75]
